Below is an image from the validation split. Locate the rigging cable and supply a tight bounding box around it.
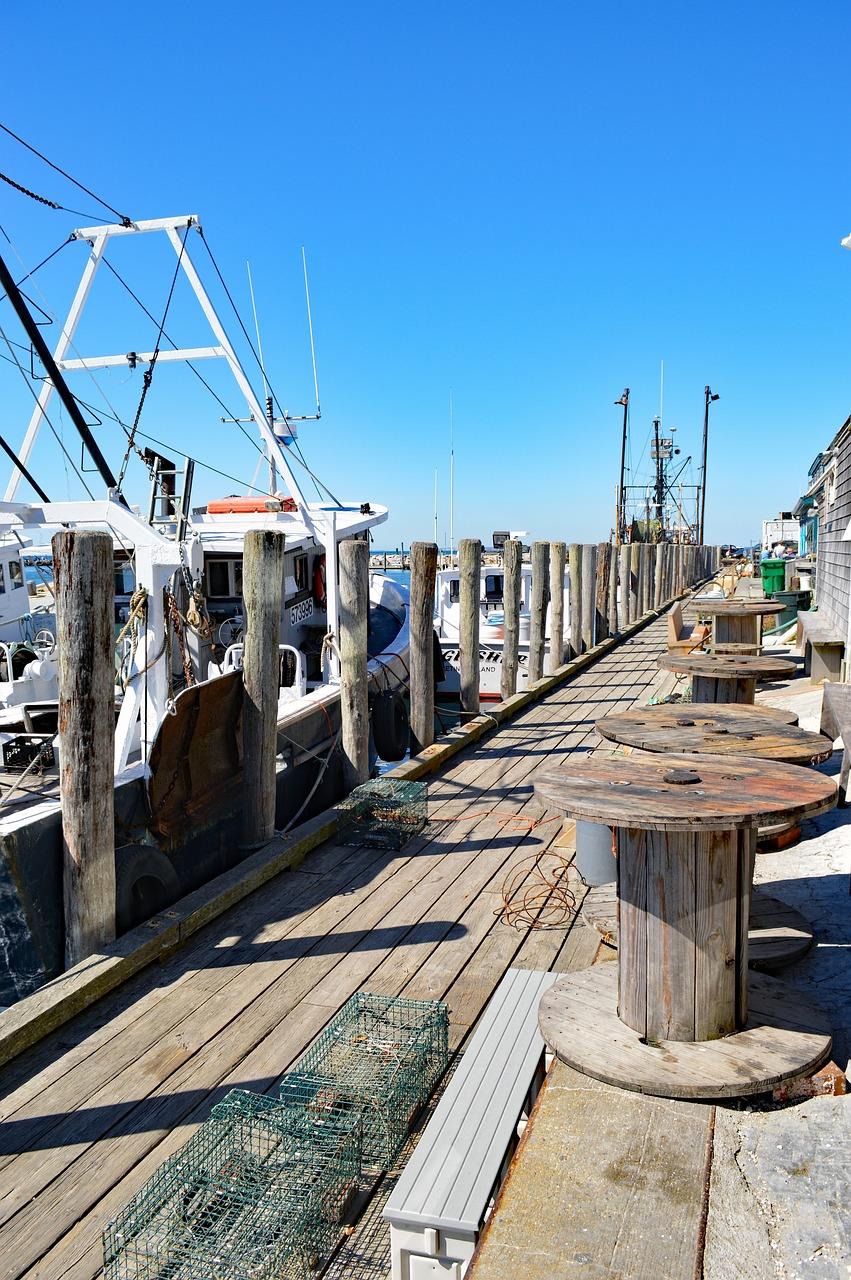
[0,121,131,225]
[116,220,191,488]
[0,170,107,225]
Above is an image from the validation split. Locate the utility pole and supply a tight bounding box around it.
[700,386,720,543]
[615,388,629,545]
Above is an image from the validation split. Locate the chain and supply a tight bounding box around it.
[166,590,195,688]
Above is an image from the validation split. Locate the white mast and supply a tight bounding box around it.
[433,468,438,546]
[246,260,276,494]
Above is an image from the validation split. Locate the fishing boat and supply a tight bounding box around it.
[0,213,410,1007]
[434,557,570,699]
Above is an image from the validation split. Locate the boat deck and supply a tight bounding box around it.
[0,614,675,1279]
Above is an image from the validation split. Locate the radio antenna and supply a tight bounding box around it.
[302,247,321,417]
[246,260,276,492]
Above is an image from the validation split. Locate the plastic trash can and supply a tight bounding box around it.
[760,558,786,595]
[766,589,811,633]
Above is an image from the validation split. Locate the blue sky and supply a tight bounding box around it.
[1,2,850,547]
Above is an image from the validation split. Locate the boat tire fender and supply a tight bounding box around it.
[371,689,409,761]
[115,844,181,934]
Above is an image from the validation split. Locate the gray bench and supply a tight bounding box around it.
[383,967,558,1280]
[820,681,851,806]
[797,611,844,684]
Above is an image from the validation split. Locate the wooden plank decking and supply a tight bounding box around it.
[0,615,676,1279]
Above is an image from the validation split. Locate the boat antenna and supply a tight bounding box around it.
[302,247,321,418]
[246,260,276,493]
[614,388,629,544]
[449,390,455,559]
[434,468,439,546]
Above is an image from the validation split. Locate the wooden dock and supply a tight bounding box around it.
[0,613,676,1278]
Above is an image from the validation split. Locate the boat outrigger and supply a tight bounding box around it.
[0,214,410,1007]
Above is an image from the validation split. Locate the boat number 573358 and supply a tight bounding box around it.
[290,598,314,626]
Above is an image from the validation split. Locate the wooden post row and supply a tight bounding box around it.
[54,529,116,968]
[581,543,596,653]
[595,542,611,642]
[529,540,550,683]
[608,541,619,637]
[410,541,438,754]
[243,528,286,846]
[549,541,566,673]
[619,543,631,628]
[568,543,582,658]
[459,538,481,716]
[501,538,522,700]
[339,538,370,792]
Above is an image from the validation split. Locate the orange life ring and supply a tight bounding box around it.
[313,554,327,607]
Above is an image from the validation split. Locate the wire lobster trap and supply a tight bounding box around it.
[103,1088,362,1280]
[280,992,449,1171]
[337,778,428,850]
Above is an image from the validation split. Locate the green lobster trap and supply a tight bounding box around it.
[103,1088,362,1280]
[280,991,449,1171]
[337,778,428,850]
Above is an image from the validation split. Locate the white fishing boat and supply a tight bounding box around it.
[0,212,410,1006]
[434,558,570,699]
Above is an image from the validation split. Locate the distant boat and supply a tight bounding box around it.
[434,561,569,700]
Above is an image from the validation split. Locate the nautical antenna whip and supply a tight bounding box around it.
[434,468,439,545]
[448,391,456,558]
[302,247,321,416]
[246,261,276,493]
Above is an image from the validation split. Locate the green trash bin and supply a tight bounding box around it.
[760,558,786,595]
[766,589,811,633]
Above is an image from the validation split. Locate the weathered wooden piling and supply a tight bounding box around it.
[629,542,640,618]
[654,541,667,610]
[54,529,116,968]
[608,540,619,636]
[568,543,583,657]
[410,541,438,754]
[549,541,566,673]
[501,538,522,700]
[339,537,369,790]
[529,541,550,683]
[459,538,482,715]
[581,543,597,652]
[595,542,611,641]
[619,543,631,628]
[637,544,648,616]
[242,528,286,846]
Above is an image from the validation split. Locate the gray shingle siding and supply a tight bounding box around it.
[815,419,851,637]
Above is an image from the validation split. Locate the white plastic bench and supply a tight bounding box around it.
[383,967,558,1279]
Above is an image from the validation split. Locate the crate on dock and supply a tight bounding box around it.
[280,991,450,1170]
[337,777,428,850]
[103,1088,361,1280]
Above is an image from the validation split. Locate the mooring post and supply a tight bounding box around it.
[637,543,647,616]
[608,539,619,636]
[629,542,640,618]
[339,538,370,790]
[595,541,611,641]
[529,540,550,683]
[549,541,566,672]
[410,541,438,754]
[242,528,285,846]
[654,542,667,610]
[501,538,522,700]
[581,543,597,652]
[619,543,631,628]
[53,529,116,968]
[459,537,482,716]
[568,542,583,657]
